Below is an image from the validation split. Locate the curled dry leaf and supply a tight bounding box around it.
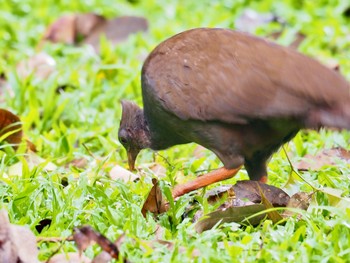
[141,178,168,217]
[205,180,290,208]
[0,109,22,148]
[295,147,350,171]
[16,53,56,79]
[109,164,139,182]
[0,209,39,263]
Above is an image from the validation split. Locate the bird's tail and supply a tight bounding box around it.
[306,103,350,130]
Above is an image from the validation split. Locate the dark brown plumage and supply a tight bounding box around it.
[119,28,350,195]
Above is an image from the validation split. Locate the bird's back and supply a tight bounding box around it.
[142,28,350,128]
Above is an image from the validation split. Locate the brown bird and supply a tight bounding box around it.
[118,28,350,198]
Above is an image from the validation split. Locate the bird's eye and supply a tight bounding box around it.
[119,136,128,145]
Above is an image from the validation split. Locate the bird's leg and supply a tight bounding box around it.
[172,166,242,199]
[259,175,268,183]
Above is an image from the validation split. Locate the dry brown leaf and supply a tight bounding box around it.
[75,13,106,39]
[258,183,284,223]
[206,181,290,208]
[141,178,168,217]
[282,192,312,218]
[73,226,124,261]
[8,151,57,176]
[195,204,267,233]
[0,109,22,148]
[16,53,56,80]
[149,163,166,178]
[295,147,350,171]
[42,15,77,44]
[67,157,88,169]
[0,209,39,263]
[109,164,139,182]
[41,13,148,52]
[83,16,148,51]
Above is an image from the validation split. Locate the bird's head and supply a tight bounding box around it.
[118,100,151,170]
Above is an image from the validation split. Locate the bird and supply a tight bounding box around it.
[118,28,350,198]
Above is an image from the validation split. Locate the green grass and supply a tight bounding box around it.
[1,0,350,262]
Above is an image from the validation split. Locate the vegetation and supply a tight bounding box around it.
[0,0,350,261]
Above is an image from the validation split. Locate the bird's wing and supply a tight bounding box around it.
[142,28,350,124]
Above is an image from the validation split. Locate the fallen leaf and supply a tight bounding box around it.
[75,13,107,40]
[8,151,57,176]
[42,15,77,44]
[67,157,88,169]
[149,163,167,178]
[0,109,22,148]
[282,192,312,218]
[73,226,123,261]
[16,53,56,80]
[73,228,93,252]
[83,16,148,51]
[109,164,139,182]
[141,178,168,217]
[0,209,39,263]
[195,204,266,233]
[206,181,290,208]
[41,13,148,52]
[258,184,284,223]
[295,147,350,171]
[0,109,34,151]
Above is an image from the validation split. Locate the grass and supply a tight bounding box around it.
[0,0,350,262]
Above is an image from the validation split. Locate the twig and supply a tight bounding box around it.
[37,236,74,242]
[282,146,317,190]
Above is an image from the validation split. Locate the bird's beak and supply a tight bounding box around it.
[127,148,140,171]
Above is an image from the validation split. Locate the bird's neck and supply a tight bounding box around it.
[136,111,153,150]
